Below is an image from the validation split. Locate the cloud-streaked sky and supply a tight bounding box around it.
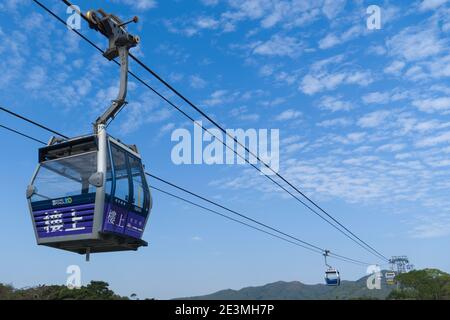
[0,0,450,299]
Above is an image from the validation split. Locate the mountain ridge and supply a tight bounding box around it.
[176,273,394,300]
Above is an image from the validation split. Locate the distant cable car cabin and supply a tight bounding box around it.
[323,250,341,286]
[385,271,396,285]
[26,8,152,260]
[325,268,341,286]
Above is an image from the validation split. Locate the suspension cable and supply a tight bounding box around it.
[0,124,47,145]
[0,107,68,139]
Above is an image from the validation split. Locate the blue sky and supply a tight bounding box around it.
[1,0,450,299]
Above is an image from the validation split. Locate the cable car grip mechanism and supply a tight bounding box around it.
[86,9,140,133]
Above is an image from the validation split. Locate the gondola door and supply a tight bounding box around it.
[102,139,150,240]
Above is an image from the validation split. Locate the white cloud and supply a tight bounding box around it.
[274,71,297,85]
[416,131,450,147]
[334,132,367,144]
[196,16,220,29]
[300,70,373,95]
[119,92,168,134]
[413,97,450,113]
[284,142,307,153]
[281,135,302,145]
[169,72,184,82]
[358,111,391,128]
[317,117,352,127]
[261,97,286,107]
[387,26,447,61]
[362,92,391,104]
[342,156,379,165]
[218,0,355,31]
[411,215,450,238]
[225,0,271,21]
[322,0,347,19]
[201,0,219,6]
[424,54,450,79]
[259,64,275,76]
[275,109,302,121]
[157,123,176,139]
[73,79,92,97]
[300,74,324,95]
[377,143,406,152]
[404,65,428,81]
[0,0,27,11]
[261,2,290,28]
[319,96,352,112]
[318,34,340,49]
[223,0,324,30]
[415,119,450,132]
[114,0,157,10]
[160,123,175,134]
[367,45,387,56]
[252,35,303,58]
[230,106,260,122]
[24,66,46,90]
[419,0,449,11]
[384,60,406,76]
[190,75,207,89]
[239,113,260,122]
[319,25,363,49]
[203,90,230,107]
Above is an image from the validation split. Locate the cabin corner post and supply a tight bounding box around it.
[92,124,108,239]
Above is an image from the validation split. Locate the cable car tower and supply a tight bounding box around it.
[390,256,414,274]
[26,8,152,261]
[385,256,413,285]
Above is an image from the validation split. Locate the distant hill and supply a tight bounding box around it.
[177,273,394,300]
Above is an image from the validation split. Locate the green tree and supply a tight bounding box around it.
[0,281,128,300]
[388,269,450,300]
[0,284,15,300]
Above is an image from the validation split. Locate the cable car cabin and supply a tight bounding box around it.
[385,271,396,285]
[26,132,152,256]
[325,268,341,286]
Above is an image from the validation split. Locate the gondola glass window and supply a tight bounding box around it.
[31,152,98,202]
[111,145,130,202]
[130,156,146,209]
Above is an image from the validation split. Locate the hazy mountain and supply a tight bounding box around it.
[177,273,394,300]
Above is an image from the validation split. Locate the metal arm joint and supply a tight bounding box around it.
[86,8,139,131]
